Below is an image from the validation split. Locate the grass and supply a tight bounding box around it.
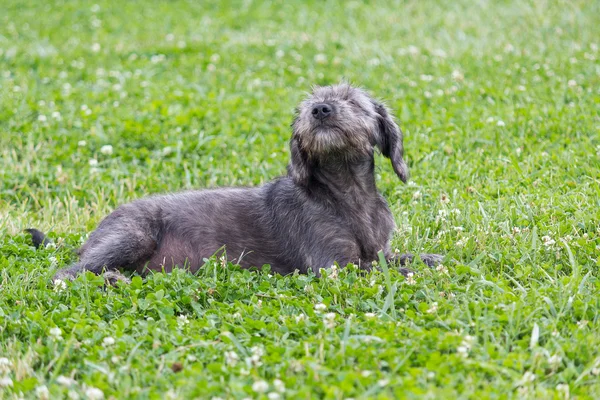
[1,0,599,398]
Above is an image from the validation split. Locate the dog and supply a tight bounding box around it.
[31,84,442,283]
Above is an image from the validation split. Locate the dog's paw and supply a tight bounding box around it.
[419,253,444,268]
[52,268,78,283]
[103,270,131,286]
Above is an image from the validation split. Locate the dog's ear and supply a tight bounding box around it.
[372,101,408,183]
[288,135,310,186]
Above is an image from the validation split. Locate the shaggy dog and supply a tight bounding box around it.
[32,84,442,282]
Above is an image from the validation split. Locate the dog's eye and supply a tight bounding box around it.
[348,99,365,111]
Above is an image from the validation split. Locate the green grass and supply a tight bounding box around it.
[1,0,600,398]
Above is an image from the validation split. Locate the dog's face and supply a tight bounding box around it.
[289,84,408,184]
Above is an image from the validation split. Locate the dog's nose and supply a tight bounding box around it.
[312,103,333,120]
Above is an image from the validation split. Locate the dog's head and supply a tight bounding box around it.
[289,84,408,185]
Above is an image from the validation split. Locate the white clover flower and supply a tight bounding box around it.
[314,303,327,312]
[267,393,281,400]
[568,79,577,87]
[186,354,197,362]
[100,145,113,155]
[52,278,67,293]
[556,384,569,397]
[497,120,505,127]
[515,147,523,155]
[177,315,190,325]
[412,191,422,200]
[52,111,62,120]
[377,379,390,387]
[89,158,98,166]
[451,70,464,82]
[36,385,50,399]
[273,379,285,393]
[426,302,438,314]
[432,49,447,58]
[38,115,47,122]
[85,387,104,400]
[521,371,536,384]
[0,376,13,387]
[328,264,339,279]
[364,312,376,318]
[405,273,416,285]
[294,314,306,323]
[78,140,87,147]
[548,354,562,368]
[224,351,239,366]
[486,117,495,123]
[457,346,469,357]
[248,346,264,366]
[57,375,76,386]
[436,264,449,274]
[91,43,101,52]
[408,45,420,55]
[49,327,62,338]
[324,313,336,328]
[0,357,12,374]
[252,380,269,393]
[542,235,556,247]
[456,237,468,248]
[102,337,115,346]
[251,346,264,357]
[463,335,476,348]
[314,54,327,64]
[577,320,589,329]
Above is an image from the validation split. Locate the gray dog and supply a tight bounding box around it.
[36,84,441,282]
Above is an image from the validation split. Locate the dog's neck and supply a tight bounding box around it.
[308,154,379,202]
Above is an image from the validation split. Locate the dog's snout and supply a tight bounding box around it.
[311,103,333,120]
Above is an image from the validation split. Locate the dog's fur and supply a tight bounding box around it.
[43,84,441,282]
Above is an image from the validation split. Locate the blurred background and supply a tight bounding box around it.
[1,0,598,248]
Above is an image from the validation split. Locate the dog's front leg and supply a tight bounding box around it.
[387,252,444,273]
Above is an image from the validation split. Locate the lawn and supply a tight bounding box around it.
[1,0,599,398]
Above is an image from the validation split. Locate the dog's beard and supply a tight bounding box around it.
[310,125,347,154]
[303,125,372,161]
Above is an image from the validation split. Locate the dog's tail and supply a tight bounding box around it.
[25,228,52,248]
